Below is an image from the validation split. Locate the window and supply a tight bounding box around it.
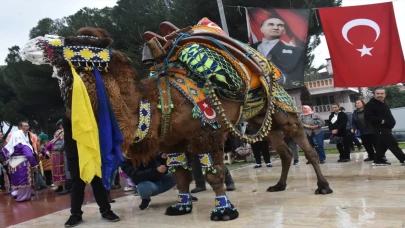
[349,94,358,103]
[313,95,336,106]
[329,96,335,104]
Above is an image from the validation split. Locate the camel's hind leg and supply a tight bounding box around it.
[273,111,333,195]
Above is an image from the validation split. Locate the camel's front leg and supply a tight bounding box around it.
[165,153,194,216]
[201,153,239,221]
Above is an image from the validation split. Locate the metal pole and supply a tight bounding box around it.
[216,0,229,35]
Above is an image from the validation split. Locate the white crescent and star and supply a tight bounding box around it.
[201,102,216,119]
[341,18,380,57]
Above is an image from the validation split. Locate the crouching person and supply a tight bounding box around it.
[121,152,176,210]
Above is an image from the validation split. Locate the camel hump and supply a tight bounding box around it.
[64,27,113,48]
[77,27,112,39]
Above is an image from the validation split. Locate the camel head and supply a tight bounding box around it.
[21,28,129,107]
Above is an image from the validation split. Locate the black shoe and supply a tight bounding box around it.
[101,210,120,222]
[57,189,70,195]
[111,185,121,190]
[139,199,151,210]
[372,161,391,166]
[254,164,262,168]
[190,187,206,193]
[364,157,373,162]
[293,161,299,165]
[320,160,326,164]
[266,163,273,168]
[55,186,63,193]
[226,183,236,191]
[191,195,198,201]
[65,215,83,227]
[382,156,388,162]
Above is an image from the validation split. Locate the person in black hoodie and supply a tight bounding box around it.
[328,103,351,162]
[121,152,176,210]
[364,88,405,166]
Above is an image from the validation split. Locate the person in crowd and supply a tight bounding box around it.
[62,117,120,227]
[119,167,136,192]
[364,88,405,166]
[300,105,326,164]
[121,152,177,210]
[352,99,378,162]
[39,133,53,186]
[44,121,66,193]
[339,107,364,152]
[2,121,38,202]
[328,104,351,162]
[246,124,272,168]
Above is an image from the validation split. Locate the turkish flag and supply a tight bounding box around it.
[318,2,405,87]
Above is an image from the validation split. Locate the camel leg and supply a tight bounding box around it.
[165,153,194,216]
[274,112,333,195]
[201,152,238,221]
[286,125,333,194]
[264,129,293,192]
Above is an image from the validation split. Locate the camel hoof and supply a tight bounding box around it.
[315,185,333,195]
[267,184,286,192]
[210,206,239,221]
[165,204,193,216]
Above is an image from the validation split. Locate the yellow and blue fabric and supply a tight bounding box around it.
[70,63,102,183]
[169,193,192,212]
[177,193,192,206]
[45,36,64,48]
[166,153,190,172]
[198,153,217,175]
[177,43,247,100]
[211,195,237,214]
[168,74,220,128]
[94,68,124,190]
[134,101,152,143]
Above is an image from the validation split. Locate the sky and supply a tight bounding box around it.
[0,0,403,67]
[0,0,117,65]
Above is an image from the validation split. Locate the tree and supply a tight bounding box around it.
[1,46,63,132]
[300,86,313,106]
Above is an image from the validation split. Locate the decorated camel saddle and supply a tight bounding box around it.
[142,18,298,134]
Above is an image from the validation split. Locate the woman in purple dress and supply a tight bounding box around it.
[44,124,66,192]
[3,129,38,202]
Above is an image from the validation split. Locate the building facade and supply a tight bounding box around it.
[287,59,366,120]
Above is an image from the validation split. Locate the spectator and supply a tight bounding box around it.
[352,99,377,162]
[364,88,405,166]
[300,105,326,164]
[328,104,351,162]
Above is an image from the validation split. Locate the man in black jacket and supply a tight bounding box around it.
[328,104,351,162]
[121,152,176,210]
[364,88,405,166]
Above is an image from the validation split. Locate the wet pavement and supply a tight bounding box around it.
[4,152,405,228]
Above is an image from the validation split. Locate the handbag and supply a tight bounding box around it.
[329,135,343,144]
[235,143,253,157]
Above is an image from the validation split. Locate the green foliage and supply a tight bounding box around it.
[368,86,405,109]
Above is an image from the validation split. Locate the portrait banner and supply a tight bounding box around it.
[247,8,310,87]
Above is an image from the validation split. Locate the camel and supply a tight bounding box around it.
[22,26,332,222]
